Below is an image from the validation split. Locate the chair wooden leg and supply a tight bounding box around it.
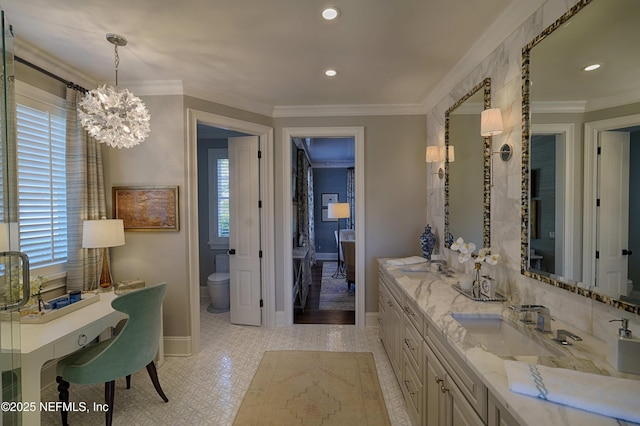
[126,374,131,389]
[145,361,169,402]
[56,376,70,426]
[104,380,115,426]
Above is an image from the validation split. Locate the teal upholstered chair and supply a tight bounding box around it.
[56,283,168,426]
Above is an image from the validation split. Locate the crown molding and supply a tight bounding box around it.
[272,103,426,118]
[183,83,275,117]
[422,0,546,113]
[532,100,587,114]
[121,80,184,96]
[15,38,96,90]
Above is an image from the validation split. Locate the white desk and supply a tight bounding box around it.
[19,291,126,425]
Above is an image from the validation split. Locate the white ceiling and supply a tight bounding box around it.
[2,0,513,114]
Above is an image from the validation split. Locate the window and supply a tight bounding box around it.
[16,83,67,274]
[208,148,229,248]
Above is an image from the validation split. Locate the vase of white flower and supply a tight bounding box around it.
[450,237,500,297]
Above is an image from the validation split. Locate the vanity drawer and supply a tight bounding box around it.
[379,269,401,303]
[403,318,423,371]
[426,325,487,422]
[402,294,423,336]
[402,351,423,425]
[53,321,103,358]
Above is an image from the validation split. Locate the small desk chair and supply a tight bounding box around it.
[56,283,169,426]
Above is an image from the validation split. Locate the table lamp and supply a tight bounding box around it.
[82,217,125,289]
[328,202,351,278]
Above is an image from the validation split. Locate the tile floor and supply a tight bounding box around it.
[41,302,411,425]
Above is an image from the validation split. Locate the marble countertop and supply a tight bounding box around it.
[379,259,640,426]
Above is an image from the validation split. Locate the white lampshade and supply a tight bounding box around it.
[481,108,504,136]
[425,146,440,163]
[327,202,350,219]
[82,218,125,248]
[442,145,455,162]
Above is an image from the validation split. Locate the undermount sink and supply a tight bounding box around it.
[451,313,562,358]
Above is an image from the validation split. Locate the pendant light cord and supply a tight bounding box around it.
[114,43,120,87]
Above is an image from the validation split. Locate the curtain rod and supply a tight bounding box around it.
[15,55,87,93]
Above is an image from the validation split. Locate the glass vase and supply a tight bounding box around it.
[472,263,482,298]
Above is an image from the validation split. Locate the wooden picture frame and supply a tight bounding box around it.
[113,186,179,231]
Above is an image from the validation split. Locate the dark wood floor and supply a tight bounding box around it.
[294,260,355,325]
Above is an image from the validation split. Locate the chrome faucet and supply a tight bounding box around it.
[553,329,582,345]
[509,304,552,333]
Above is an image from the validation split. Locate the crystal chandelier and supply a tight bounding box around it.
[78,34,150,149]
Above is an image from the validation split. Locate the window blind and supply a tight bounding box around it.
[217,158,230,238]
[16,104,67,267]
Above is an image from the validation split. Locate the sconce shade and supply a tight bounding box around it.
[426,146,440,162]
[327,202,350,219]
[481,108,504,136]
[444,145,455,162]
[82,219,125,248]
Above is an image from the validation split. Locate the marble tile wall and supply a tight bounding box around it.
[425,0,640,350]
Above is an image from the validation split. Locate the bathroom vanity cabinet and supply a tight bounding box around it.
[379,265,517,426]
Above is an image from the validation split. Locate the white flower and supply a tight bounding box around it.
[460,241,476,254]
[450,237,465,251]
[485,253,500,265]
[458,251,472,264]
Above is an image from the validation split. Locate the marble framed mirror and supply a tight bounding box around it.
[522,0,640,314]
[445,78,491,250]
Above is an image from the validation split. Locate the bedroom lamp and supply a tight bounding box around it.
[328,202,350,279]
[82,218,125,290]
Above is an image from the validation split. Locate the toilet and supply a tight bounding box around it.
[207,254,230,313]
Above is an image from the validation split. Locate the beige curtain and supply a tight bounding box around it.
[65,87,107,291]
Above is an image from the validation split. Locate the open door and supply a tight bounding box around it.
[596,130,630,298]
[228,136,262,326]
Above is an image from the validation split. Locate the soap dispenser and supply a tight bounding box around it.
[606,318,640,375]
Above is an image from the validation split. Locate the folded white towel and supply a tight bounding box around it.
[385,256,428,266]
[504,360,640,423]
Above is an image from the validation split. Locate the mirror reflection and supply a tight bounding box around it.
[445,79,491,250]
[523,0,640,310]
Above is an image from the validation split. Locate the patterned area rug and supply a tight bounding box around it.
[233,351,390,425]
[319,262,355,311]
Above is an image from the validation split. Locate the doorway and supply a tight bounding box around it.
[584,114,640,301]
[187,110,275,354]
[282,127,365,327]
[292,137,355,325]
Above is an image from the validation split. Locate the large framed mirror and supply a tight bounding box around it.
[445,78,491,250]
[522,0,640,314]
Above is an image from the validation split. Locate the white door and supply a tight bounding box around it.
[229,136,262,326]
[596,130,630,298]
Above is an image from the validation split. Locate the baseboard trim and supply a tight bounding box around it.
[275,310,286,327]
[365,312,379,328]
[163,336,192,357]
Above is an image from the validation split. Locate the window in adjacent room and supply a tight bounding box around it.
[208,148,229,248]
[16,82,67,276]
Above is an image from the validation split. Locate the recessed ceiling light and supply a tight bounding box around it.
[325,69,338,77]
[322,7,340,20]
[583,63,601,72]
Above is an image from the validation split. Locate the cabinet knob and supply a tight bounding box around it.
[78,333,88,346]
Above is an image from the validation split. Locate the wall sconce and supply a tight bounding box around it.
[481,107,512,162]
[426,146,454,179]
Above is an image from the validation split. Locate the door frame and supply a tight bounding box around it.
[187,109,275,353]
[583,113,640,288]
[281,126,365,326]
